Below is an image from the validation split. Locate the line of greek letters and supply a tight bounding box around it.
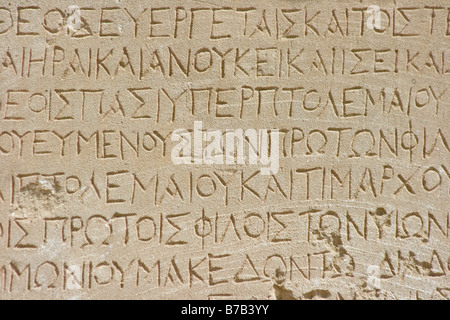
[1,6,449,39]
[0,125,448,164]
[1,207,449,251]
[1,46,449,79]
[0,247,449,293]
[1,166,449,209]
[0,86,446,123]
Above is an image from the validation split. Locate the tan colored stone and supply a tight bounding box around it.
[0,0,449,299]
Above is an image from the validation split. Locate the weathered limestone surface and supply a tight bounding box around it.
[0,0,449,299]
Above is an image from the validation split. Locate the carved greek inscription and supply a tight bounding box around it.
[0,0,449,300]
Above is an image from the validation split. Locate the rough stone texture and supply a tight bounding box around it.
[0,0,449,300]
